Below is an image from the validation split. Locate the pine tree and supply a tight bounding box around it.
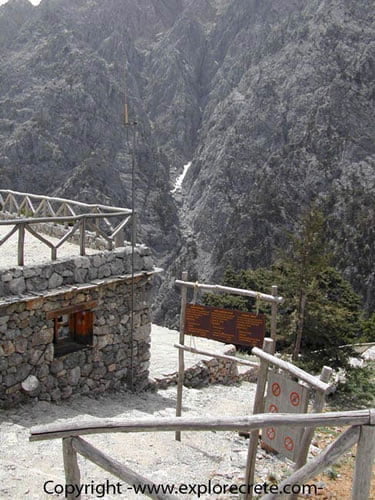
[287,206,330,360]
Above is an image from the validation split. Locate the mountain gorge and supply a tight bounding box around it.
[0,0,374,324]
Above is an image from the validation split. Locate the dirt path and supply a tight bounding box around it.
[0,383,261,499]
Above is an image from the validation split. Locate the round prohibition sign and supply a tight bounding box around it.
[284,436,294,452]
[266,427,276,440]
[269,404,278,413]
[271,382,281,397]
[290,391,301,407]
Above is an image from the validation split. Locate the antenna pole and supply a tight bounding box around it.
[124,70,137,392]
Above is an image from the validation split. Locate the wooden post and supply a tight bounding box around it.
[289,365,332,500]
[270,285,278,348]
[17,223,25,266]
[244,338,275,500]
[79,218,86,256]
[114,228,124,248]
[352,421,375,500]
[62,437,81,500]
[175,271,188,442]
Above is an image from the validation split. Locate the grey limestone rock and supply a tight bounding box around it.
[0,0,373,324]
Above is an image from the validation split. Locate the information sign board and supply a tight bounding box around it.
[184,304,265,348]
[262,371,309,461]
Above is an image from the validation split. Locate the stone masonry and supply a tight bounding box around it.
[0,245,155,408]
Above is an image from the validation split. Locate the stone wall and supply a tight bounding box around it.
[0,247,155,408]
[0,245,153,298]
[154,346,258,389]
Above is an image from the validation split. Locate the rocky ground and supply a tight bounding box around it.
[2,379,369,500]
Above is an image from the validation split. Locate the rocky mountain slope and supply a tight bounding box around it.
[0,0,374,324]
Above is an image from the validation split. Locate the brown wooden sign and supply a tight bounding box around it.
[184,304,265,348]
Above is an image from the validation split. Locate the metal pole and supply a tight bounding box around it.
[129,123,137,392]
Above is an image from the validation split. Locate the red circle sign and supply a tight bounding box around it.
[284,436,294,451]
[290,391,301,407]
[272,382,281,397]
[269,404,278,413]
[266,427,276,440]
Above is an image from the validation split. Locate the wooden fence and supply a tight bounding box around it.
[29,408,375,500]
[0,189,134,265]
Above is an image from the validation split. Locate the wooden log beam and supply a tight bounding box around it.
[0,225,18,246]
[244,338,274,500]
[17,223,25,266]
[29,409,372,442]
[63,438,81,500]
[270,285,278,342]
[175,280,284,304]
[260,426,360,500]
[290,366,333,500]
[251,348,330,392]
[352,423,375,500]
[0,212,132,225]
[25,225,54,248]
[174,343,259,368]
[0,189,132,214]
[71,437,177,500]
[176,271,188,441]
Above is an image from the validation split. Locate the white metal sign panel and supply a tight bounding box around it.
[262,371,309,461]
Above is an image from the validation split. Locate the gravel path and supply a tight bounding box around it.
[149,325,247,381]
[0,382,273,500]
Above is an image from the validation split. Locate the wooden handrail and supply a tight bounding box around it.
[0,212,131,225]
[174,279,284,304]
[175,280,284,304]
[252,347,330,392]
[0,190,134,262]
[29,409,375,500]
[29,409,372,441]
[0,189,130,213]
[174,343,259,367]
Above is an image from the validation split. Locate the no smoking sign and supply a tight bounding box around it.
[271,382,281,397]
[266,427,276,440]
[290,391,301,407]
[284,436,294,451]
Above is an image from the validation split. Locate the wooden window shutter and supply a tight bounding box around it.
[73,310,94,344]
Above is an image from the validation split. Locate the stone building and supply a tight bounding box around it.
[0,190,156,407]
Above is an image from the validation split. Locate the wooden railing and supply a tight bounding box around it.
[0,189,134,265]
[30,409,375,500]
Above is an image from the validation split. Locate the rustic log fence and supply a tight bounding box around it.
[29,408,375,500]
[0,189,134,265]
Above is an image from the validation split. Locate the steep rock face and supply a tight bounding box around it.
[0,0,181,260]
[0,0,34,47]
[182,0,375,306]
[0,0,374,323]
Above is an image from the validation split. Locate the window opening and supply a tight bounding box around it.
[54,309,94,357]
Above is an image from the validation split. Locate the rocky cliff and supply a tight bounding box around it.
[0,0,374,323]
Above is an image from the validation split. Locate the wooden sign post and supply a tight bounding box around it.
[174,276,283,442]
[175,271,188,442]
